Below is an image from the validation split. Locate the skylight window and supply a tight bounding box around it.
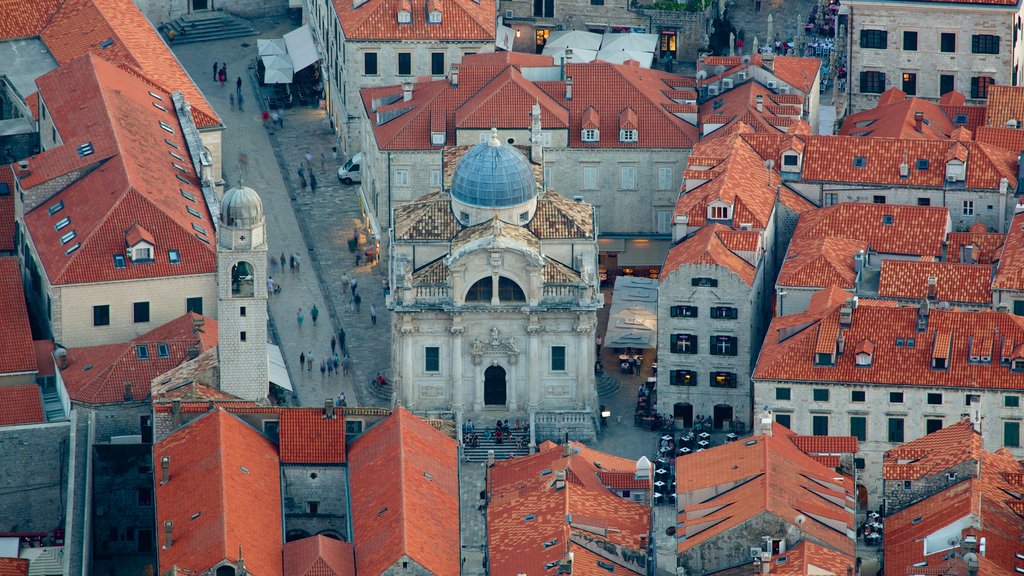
[853,157,867,168]
[60,230,76,244]
[149,91,164,101]
[136,345,149,359]
[175,174,190,184]
[180,189,196,202]
[882,215,894,225]
[187,206,202,218]
[152,102,167,112]
[76,142,94,157]
[165,138,179,150]
[916,159,930,170]
[173,163,188,173]
[159,121,174,134]
[55,217,71,231]
[100,38,114,48]
[157,343,170,358]
[168,249,180,264]
[192,223,207,235]
[113,254,126,268]
[195,233,210,244]
[954,114,968,125]
[64,243,80,255]
[169,151,185,161]
[48,201,64,216]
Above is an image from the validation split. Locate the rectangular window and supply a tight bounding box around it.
[620,165,637,190]
[776,414,791,428]
[671,370,696,386]
[710,335,738,356]
[1006,395,1020,408]
[812,415,829,436]
[240,306,246,317]
[398,52,412,75]
[671,334,698,354]
[860,71,886,94]
[691,277,718,287]
[658,166,673,190]
[851,390,866,402]
[860,29,888,49]
[972,76,994,99]
[136,345,149,359]
[138,487,152,506]
[133,301,150,323]
[710,372,737,388]
[873,195,886,204]
[824,193,838,206]
[395,169,410,187]
[364,52,378,75]
[850,417,867,441]
[926,418,943,434]
[903,30,918,51]
[917,198,931,206]
[813,388,830,402]
[927,392,943,405]
[657,211,672,234]
[425,346,440,372]
[709,205,730,220]
[902,72,917,96]
[888,417,905,443]
[430,170,442,188]
[168,250,180,264]
[941,32,956,53]
[551,346,566,371]
[776,387,791,400]
[963,200,975,216]
[940,74,955,96]
[94,305,110,326]
[890,392,904,403]
[240,331,247,342]
[710,306,738,319]
[186,297,203,315]
[431,52,445,75]
[670,305,698,318]
[581,165,598,190]
[1005,421,1020,447]
[972,34,1000,54]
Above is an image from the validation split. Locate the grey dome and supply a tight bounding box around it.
[450,130,537,208]
[221,185,264,227]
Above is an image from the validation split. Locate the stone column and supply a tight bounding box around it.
[473,362,484,413]
[490,272,500,305]
[400,324,416,408]
[508,359,517,411]
[577,323,592,409]
[450,323,465,411]
[527,320,542,408]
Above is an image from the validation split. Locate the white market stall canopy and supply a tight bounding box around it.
[284,25,320,72]
[261,54,294,84]
[543,47,597,63]
[257,38,287,56]
[544,31,658,69]
[268,343,293,391]
[604,276,659,349]
[545,29,603,51]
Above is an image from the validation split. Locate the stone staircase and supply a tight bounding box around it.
[595,372,621,398]
[165,11,257,45]
[463,429,531,462]
[41,390,65,421]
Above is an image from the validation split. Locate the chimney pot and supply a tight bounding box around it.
[914,111,924,131]
[163,520,173,548]
[161,456,170,484]
[324,398,336,419]
[402,82,413,102]
[565,76,574,101]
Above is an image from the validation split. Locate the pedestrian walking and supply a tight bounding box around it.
[229,93,235,111]
[298,165,307,190]
[350,277,358,295]
[355,252,361,266]
[271,111,280,127]
[354,292,362,312]
[167,27,175,45]
[332,146,338,163]
[237,92,244,112]
[267,276,275,294]
[297,307,305,328]
[307,352,314,372]
[218,65,226,86]
[331,335,337,355]
[338,329,346,352]
[305,151,313,171]
[310,172,318,195]
[333,354,340,373]
[236,76,242,96]
[262,110,270,127]
[320,360,326,378]
[370,303,377,326]
[342,354,352,376]
[280,252,286,271]
[327,360,333,377]
[293,253,301,273]
[300,351,306,367]
[349,298,356,314]
[382,276,389,296]
[320,151,326,171]
[311,304,319,326]
[289,254,296,273]
[277,109,285,127]
[213,62,218,81]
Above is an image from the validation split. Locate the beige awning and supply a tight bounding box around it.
[616,239,671,267]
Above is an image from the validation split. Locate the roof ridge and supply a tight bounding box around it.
[215,409,231,563]
[395,409,409,561]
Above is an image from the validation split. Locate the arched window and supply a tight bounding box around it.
[498,277,525,302]
[465,277,492,302]
[231,262,254,297]
[215,567,236,576]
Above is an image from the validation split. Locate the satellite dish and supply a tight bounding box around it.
[795,514,806,525]
[741,55,752,65]
[712,65,728,75]
[695,70,708,81]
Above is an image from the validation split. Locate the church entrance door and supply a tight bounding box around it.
[484,365,507,406]
[192,0,209,11]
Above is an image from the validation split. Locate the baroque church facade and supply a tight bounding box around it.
[388,128,603,441]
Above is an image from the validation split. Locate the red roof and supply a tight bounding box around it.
[790,203,950,258]
[993,211,1024,290]
[347,408,460,576]
[976,125,1024,153]
[777,236,867,289]
[597,470,653,491]
[361,54,696,151]
[883,420,982,480]
[700,82,805,139]
[0,558,29,576]
[985,85,1024,129]
[676,423,855,557]
[754,300,1024,389]
[333,0,494,40]
[878,260,993,304]
[661,224,757,285]
[279,408,346,464]
[768,540,854,575]
[155,409,283,576]
[0,385,45,427]
[0,257,38,376]
[698,55,820,97]
[488,442,650,576]
[790,435,858,454]
[60,313,217,404]
[22,55,215,286]
[840,89,956,139]
[33,340,55,377]
[284,535,355,576]
[947,223,1004,264]
[0,165,15,253]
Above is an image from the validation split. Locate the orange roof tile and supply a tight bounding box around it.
[947,224,1004,264]
[0,385,45,427]
[878,260,993,304]
[597,470,653,491]
[993,211,1024,290]
[33,340,55,377]
[777,236,867,289]
[770,56,821,95]
[790,435,858,454]
[676,423,855,556]
[883,420,981,480]
[700,82,804,139]
[23,55,215,286]
[155,409,283,576]
[279,408,346,464]
[985,85,1024,129]
[0,558,29,576]
[61,313,217,404]
[0,257,38,376]
[791,203,950,258]
[661,224,756,285]
[334,0,494,40]
[347,408,460,576]
[284,535,355,576]
[768,541,854,575]
[754,301,1024,390]
[455,66,569,129]
[975,125,1024,153]
[840,89,955,139]
[0,165,15,253]
[488,442,649,576]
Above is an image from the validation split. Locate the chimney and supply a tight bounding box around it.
[160,456,170,484]
[927,276,938,300]
[639,535,648,549]
[163,520,173,548]
[964,244,975,264]
[914,111,924,132]
[565,76,573,101]
[171,399,182,428]
[237,545,246,574]
[562,442,571,457]
[324,397,336,419]
[916,298,930,332]
[761,552,772,574]
[54,348,68,370]
[839,298,854,328]
[530,102,544,164]
[123,381,133,401]
[756,94,764,113]
[760,408,774,435]
[208,400,215,412]
[402,82,413,102]
[837,329,846,354]
[899,160,909,178]
[450,64,459,87]
[673,214,689,242]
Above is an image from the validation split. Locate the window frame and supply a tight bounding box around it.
[903,30,918,51]
[888,417,906,443]
[430,52,446,76]
[710,335,738,356]
[363,52,378,76]
[972,34,1000,54]
[812,388,830,402]
[424,346,440,372]
[850,416,867,441]
[671,333,698,354]
[670,305,699,318]
[550,345,567,372]
[397,52,412,76]
[710,371,737,388]
[1005,421,1021,448]
[133,301,150,324]
[775,387,792,400]
[710,306,738,319]
[860,71,886,94]
[812,415,829,436]
[93,304,111,327]
[859,29,888,49]
[619,165,637,190]
[940,32,957,53]
[670,369,696,386]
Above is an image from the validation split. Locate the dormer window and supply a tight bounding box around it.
[620,129,638,143]
[855,339,874,366]
[133,245,153,261]
[397,2,412,24]
[782,154,798,167]
[431,132,446,145]
[428,10,441,23]
[618,107,638,144]
[125,224,155,263]
[1012,358,1024,372]
[582,128,599,142]
[945,160,964,182]
[707,201,731,221]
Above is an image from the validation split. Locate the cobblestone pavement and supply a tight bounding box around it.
[171,18,389,409]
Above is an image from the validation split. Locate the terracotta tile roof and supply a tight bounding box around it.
[700,82,804,139]
[942,103,987,135]
[362,55,696,151]
[790,203,950,258]
[993,211,1024,290]
[451,216,540,253]
[770,56,822,95]
[333,0,494,40]
[23,55,216,286]
[717,228,762,253]
[799,135,1018,191]
[0,558,29,576]
[60,313,217,405]
[543,258,580,284]
[985,85,1024,129]
[0,166,15,253]
[976,125,1024,153]
[790,435,858,454]
[488,441,649,576]
[810,455,841,468]
[885,448,1024,575]
[676,423,855,556]
[33,340,55,377]
[0,385,45,427]
[754,300,1024,389]
[597,470,652,490]
[777,236,867,289]
[840,89,955,139]
[768,540,854,575]
[393,191,463,240]
[155,409,283,576]
[284,535,355,576]
[410,256,448,284]
[947,224,1004,264]
[883,420,981,480]
[878,260,993,304]
[661,224,757,285]
[347,408,460,576]
[0,257,38,376]
[527,191,595,239]
[279,408,346,465]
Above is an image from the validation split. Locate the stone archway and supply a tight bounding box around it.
[484,365,507,406]
[674,402,693,428]
[713,404,733,430]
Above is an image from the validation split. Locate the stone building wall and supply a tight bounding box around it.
[0,422,71,534]
[282,466,348,540]
[882,459,977,515]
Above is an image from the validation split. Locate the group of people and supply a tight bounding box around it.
[299,349,351,378]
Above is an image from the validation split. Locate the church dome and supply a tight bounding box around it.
[220,185,264,227]
[450,129,537,208]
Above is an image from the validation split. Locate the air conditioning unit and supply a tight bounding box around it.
[750,547,763,559]
[722,78,734,89]
[573,195,585,202]
[708,84,720,96]
[739,223,752,230]
[946,174,958,182]
[767,80,778,89]
[505,9,514,18]
[779,85,790,94]
[737,71,748,81]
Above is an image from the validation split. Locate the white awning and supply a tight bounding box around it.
[616,239,671,267]
[358,186,383,241]
[262,54,294,84]
[257,38,287,57]
[284,25,320,72]
[268,343,292,391]
[497,25,515,51]
[546,29,603,51]
[603,276,659,349]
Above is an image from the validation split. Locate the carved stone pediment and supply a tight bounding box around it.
[470,328,520,365]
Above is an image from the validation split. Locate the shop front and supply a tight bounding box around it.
[598,238,671,286]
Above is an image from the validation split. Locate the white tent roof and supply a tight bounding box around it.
[600,33,658,53]
[268,344,292,391]
[545,29,603,51]
[257,38,287,56]
[603,276,659,349]
[595,49,654,68]
[542,46,597,63]
[262,54,294,83]
[284,25,320,72]
[262,53,293,70]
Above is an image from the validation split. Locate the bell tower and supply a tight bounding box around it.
[216,184,269,401]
